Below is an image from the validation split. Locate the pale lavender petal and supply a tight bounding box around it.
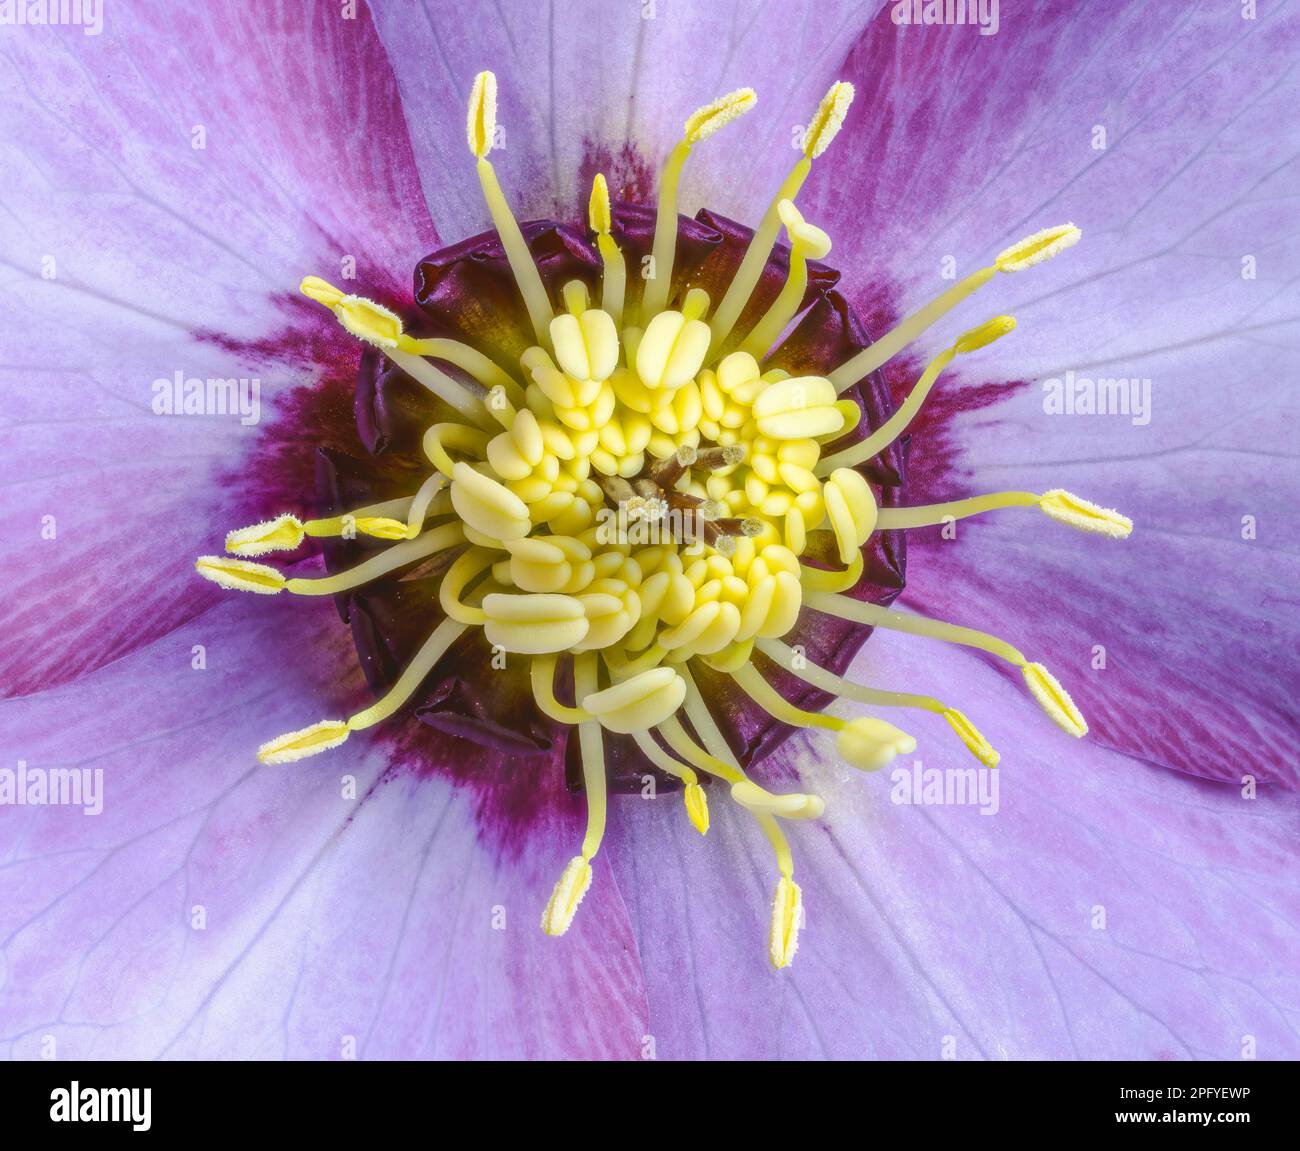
[792,4,1300,784]
[0,0,434,695]
[368,0,886,234]
[607,628,1300,1059]
[0,598,645,1059]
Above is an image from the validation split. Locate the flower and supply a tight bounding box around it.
[198,69,1129,962]
[1,1,1297,1060]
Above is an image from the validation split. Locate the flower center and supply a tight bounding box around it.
[198,71,1132,969]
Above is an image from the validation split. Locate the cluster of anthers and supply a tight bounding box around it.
[196,71,1132,968]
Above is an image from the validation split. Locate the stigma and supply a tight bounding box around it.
[197,71,1133,970]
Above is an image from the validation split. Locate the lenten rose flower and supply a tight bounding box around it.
[1,0,1298,1061]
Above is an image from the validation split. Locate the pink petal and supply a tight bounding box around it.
[792,5,1300,784]
[0,597,646,1059]
[608,629,1300,1058]
[368,0,886,231]
[0,0,435,696]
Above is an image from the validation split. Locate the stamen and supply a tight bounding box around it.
[798,551,863,593]
[657,716,740,784]
[628,729,709,835]
[708,80,854,356]
[542,653,608,936]
[876,488,1133,538]
[283,524,465,598]
[425,424,492,478]
[827,225,1078,391]
[574,652,609,863]
[440,547,496,626]
[804,590,1026,664]
[822,467,878,564]
[467,71,555,348]
[225,514,304,557]
[818,316,1015,474]
[483,592,589,654]
[996,224,1081,272]
[943,708,1001,769]
[541,855,592,937]
[466,70,496,160]
[637,307,712,390]
[400,337,524,409]
[769,875,802,970]
[679,672,799,882]
[402,472,450,539]
[876,490,1041,529]
[1022,662,1088,737]
[755,637,1001,768]
[1038,489,1134,538]
[835,716,918,771]
[195,556,285,595]
[258,619,468,765]
[801,80,854,160]
[346,618,469,731]
[805,591,1087,736]
[642,88,757,320]
[229,499,412,548]
[300,277,496,430]
[257,721,350,765]
[450,461,532,542]
[730,779,824,820]
[731,662,915,772]
[752,375,844,440]
[589,174,627,328]
[739,199,831,359]
[580,667,687,733]
[302,513,412,541]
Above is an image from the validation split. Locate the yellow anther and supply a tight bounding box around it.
[835,716,917,771]
[591,174,626,325]
[684,782,710,835]
[482,592,589,654]
[1022,663,1089,737]
[486,410,547,482]
[730,779,825,820]
[195,555,285,595]
[300,277,403,349]
[955,314,1016,354]
[752,376,844,439]
[823,467,878,564]
[541,855,592,936]
[826,222,1076,390]
[572,588,641,651]
[257,720,350,765]
[298,275,344,308]
[942,708,1001,769]
[551,308,620,382]
[505,536,575,593]
[717,351,767,403]
[776,198,831,259]
[589,173,612,235]
[636,309,711,390]
[225,514,304,557]
[581,667,686,733]
[449,461,531,542]
[353,517,411,540]
[466,70,497,159]
[1039,490,1133,538]
[995,223,1081,272]
[803,80,854,159]
[769,875,802,969]
[683,87,757,145]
